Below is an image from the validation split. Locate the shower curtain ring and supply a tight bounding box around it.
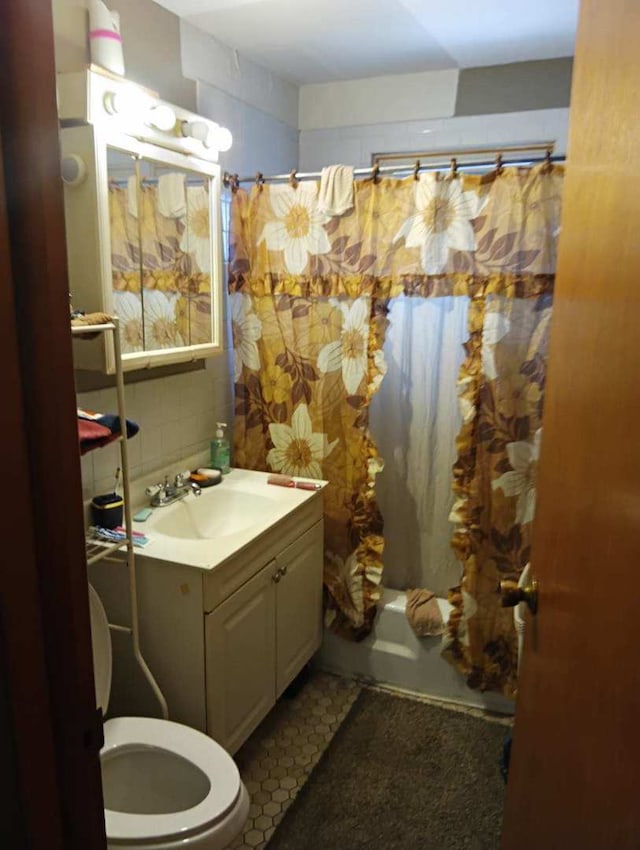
[413,159,421,181]
[495,153,504,175]
[450,157,458,178]
[255,171,264,190]
[371,162,380,184]
[289,170,298,189]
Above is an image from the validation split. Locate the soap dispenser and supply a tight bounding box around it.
[210,422,231,474]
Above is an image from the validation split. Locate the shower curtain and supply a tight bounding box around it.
[229,164,563,694]
[369,295,468,595]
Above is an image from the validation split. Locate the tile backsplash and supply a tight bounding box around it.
[78,350,233,502]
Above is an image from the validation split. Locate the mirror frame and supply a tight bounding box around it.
[99,131,223,372]
[63,124,224,374]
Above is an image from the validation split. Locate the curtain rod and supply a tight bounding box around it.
[223,152,565,188]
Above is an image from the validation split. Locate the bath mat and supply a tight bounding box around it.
[267,689,507,850]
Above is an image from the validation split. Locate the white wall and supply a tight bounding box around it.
[299,69,458,131]
[52,0,236,496]
[52,0,198,110]
[197,81,298,178]
[78,354,233,502]
[180,20,299,179]
[299,108,571,171]
[181,21,298,128]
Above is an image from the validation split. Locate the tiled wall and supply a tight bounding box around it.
[197,81,299,178]
[299,107,571,170]
[77,349,233,502]
[181,21,298,129]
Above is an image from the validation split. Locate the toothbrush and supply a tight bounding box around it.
[267,474,322,491]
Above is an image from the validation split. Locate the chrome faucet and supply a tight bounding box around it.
[145,473,201,507]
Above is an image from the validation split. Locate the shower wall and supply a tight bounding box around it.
[299,107,570,171]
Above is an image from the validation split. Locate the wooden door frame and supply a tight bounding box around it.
[0,1,107,847]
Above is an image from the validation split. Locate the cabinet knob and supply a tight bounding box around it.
[280,565,287,577]
[272,569,282,583]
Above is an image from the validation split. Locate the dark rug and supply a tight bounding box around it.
[268,689,507,850]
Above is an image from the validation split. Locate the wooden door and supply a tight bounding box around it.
[1,1,107,847]
[205,561,277,754]
[275,521,324,697]
[502,1,640,847]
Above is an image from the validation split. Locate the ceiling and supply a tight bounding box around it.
[153,0,579,85]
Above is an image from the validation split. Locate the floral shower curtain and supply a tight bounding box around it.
[229,164,563,693]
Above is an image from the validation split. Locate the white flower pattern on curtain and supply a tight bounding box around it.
[394,175,478,274]
[181,186,211,272]
[267,403,338,479]
[230,292,262,383]
[317,298,370,395]
[259,184,332,275]
[492,428,541,526]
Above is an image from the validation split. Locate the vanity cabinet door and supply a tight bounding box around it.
[205,561,277,754]
[275,521,324,697]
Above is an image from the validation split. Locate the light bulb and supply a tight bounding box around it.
[210,125,233,152]
[104,88,150,119]
[181,120,212,144]
[147,104,176,132]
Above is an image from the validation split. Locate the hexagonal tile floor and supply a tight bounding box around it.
[228,670,361,850]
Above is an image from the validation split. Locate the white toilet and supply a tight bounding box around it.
[89,584,250,849]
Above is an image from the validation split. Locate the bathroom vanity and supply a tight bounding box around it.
[90,469,324,754]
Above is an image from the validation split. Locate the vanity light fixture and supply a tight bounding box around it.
[103,88,150,119]
[147,104,177,132]
[181,119,212,144]
[181,119,233,152]
[209,125,233,153]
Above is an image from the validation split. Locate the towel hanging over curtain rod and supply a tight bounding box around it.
[223,143,564,188]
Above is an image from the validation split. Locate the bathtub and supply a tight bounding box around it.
[319,588,514,715]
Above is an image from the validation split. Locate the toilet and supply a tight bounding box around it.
[89,584,250,849]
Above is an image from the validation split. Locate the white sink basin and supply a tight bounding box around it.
[132,469,326,571]
[152,487,279,540]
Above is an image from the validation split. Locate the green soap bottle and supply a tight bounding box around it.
[210,421,231,474]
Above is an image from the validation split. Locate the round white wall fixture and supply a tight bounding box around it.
[61,154,87,187]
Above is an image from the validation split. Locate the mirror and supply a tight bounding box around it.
[107,147,214,358]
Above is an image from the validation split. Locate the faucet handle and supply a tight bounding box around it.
[145,483,163,497]
[174,470,190,488]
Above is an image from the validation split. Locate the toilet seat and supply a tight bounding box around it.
[88,584,248,848]
[103,716,242,845]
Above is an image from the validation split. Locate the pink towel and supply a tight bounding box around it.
[406,588,445,637]
[78,418,112,454]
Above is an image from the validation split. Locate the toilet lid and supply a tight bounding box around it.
[88,584,112,714]
[103,716,243,843]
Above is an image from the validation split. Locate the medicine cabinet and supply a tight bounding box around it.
[59,70,225,373]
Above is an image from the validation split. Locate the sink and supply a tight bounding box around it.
[131,468,326,570]
[151,486,279,540]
